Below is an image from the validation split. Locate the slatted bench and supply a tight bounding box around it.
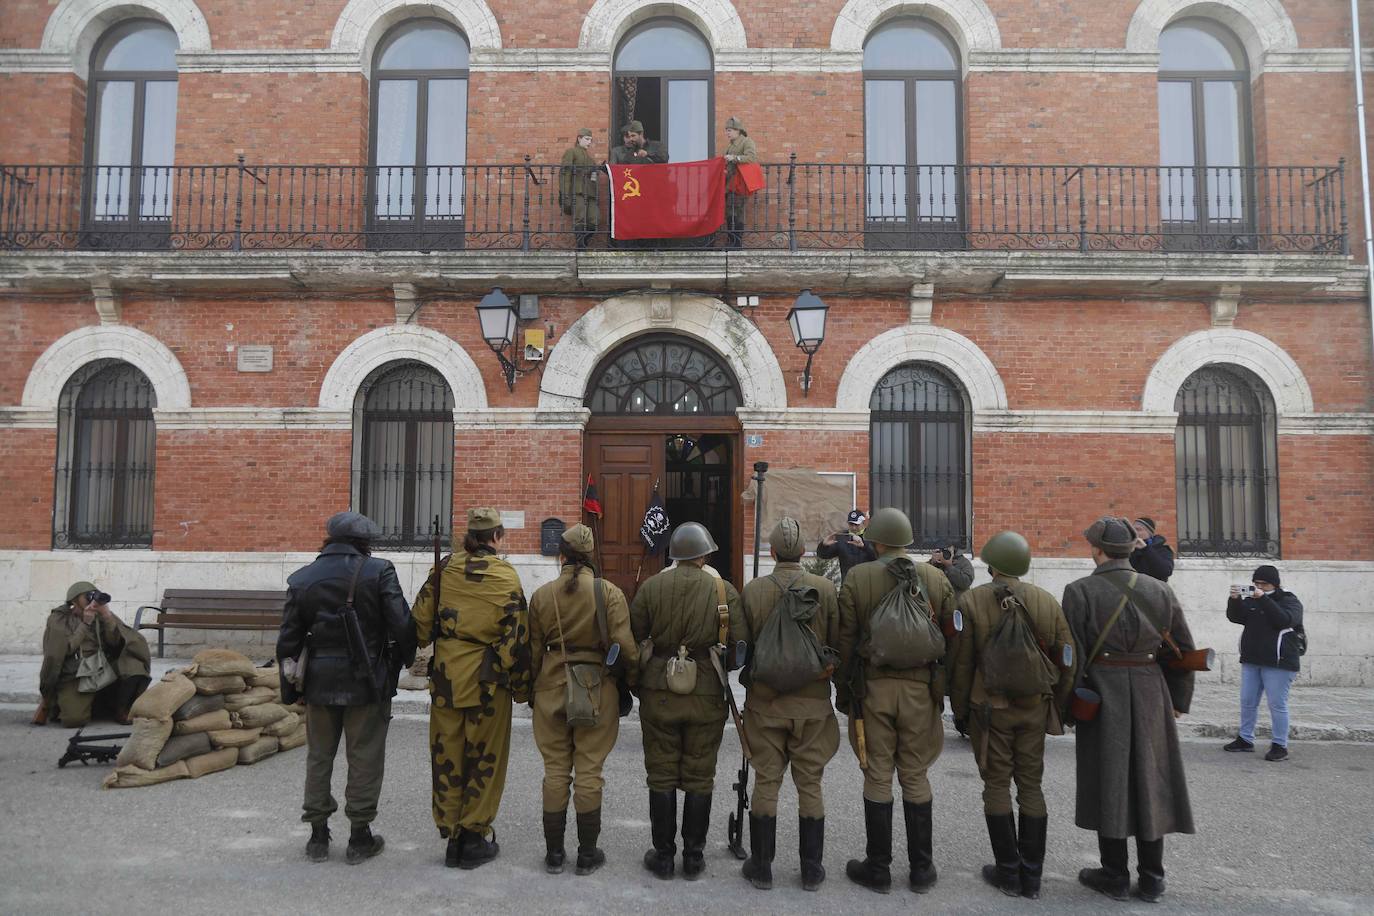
[135,589,289,658]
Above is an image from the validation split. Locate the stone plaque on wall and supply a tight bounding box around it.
[236,346,274,372]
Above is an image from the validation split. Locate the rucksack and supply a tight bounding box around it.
[750,574,829,694]
[866,555,946,670]
[980,584,1059,698]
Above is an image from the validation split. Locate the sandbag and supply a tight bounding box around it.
[155,732,212,768]
[279,724,307,751]
[263,711,300,738]
[129,673,196,721]
[224,686,276,711]
[192,649,258,679]
[208,727,262,749]
[247,666,281,689]
[102,759,190,789]
[237,703,289,729]
[172,709,233,735]
[172,692,227,721]
[185,747,239,778]
[115,717,173,769]
[193,675,247,695]
[238,736,280,765]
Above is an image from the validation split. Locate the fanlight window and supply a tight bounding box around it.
[587,336,740,415]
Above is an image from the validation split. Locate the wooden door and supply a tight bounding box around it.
[584,431,666,600]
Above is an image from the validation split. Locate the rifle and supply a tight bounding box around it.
[708,577,752,860]
[727,730,750,860]
[31,697,48,726]
[430,514,445,647]
[851,666,869,769]
[58,727,130,768]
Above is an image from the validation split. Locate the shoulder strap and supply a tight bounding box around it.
[345,557,364,606]
[1085,571,1140,667]
[715,577,729,646]
[1097,569,1166,635]
[593,577,609,651]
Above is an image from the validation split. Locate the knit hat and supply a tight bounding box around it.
[1252,564,1281,587]
[562,523,595,555]
[467,507,502,531]
[577,127,593,138]
[1084,516,1136,557]
[769,517,804,561]
[66,581,99,603]
[1135,517,1157,536]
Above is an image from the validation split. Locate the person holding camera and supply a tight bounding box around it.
[36,581,152,727]
[1224,565,1303,762]
[928,545,974,600]
[1129,517,1175,582]
[817,510,877,582]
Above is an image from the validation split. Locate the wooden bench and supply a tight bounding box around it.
[135,589,288,658]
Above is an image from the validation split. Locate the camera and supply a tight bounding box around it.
[939,546,955,561]
[1232,584,1254,598]
[84,589,112,605]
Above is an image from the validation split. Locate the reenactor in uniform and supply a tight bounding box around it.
[836,507,956,895]
[949,531,1076,899]
[738,517,841,892]
[412,507,531,869]
[630,521,746,881]
[1063,517,1196,903]
[559,128,599,249]
[36,581,152,727]
[608,120,669,165]
[528,524,638,876]
[721,116,758,248]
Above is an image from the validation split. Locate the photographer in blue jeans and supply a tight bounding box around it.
[1223,565,1303,762]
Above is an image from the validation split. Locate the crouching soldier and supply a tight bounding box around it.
[837,507,955,894]
[37,582,152,727]
[738,517,840,891]
[631,522,746,880]
[528,524,639,875]
[949,531,1076,899]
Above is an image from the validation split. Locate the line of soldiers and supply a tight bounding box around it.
[279,506,1195,904]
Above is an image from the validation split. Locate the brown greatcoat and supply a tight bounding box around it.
[39,605,150,702]
[1061,558,1197,840]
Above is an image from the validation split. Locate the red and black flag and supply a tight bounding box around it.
[639,484,670,555]
[583,474,603,519]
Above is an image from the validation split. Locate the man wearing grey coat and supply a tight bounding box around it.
[1062,516,1196,904]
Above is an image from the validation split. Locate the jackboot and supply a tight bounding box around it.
[643,789,677,880]
[1078,835,1130,901]
[444,836,463,868]
[575,809,606,875]
[306,822,330,863]
[845,798,893,894]
[1017,813,1049,899]
[1136,837,1166,903]
[458,827,500,870]
[798,816,826,892]
[345,823,384,865]
[680,792,712,880]
[903,799,938,893]
[980,812,1021,897]
[740,813,775,890]
[543,809,567,874]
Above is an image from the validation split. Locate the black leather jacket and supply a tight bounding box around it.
[277,543,417,705]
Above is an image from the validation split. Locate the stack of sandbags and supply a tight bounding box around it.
[103,669,195,788]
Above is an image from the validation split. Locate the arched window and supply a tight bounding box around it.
[613,19,713,162]
[1158,20,1252,241]
[869,363,970,549]
[54,360,157,548]
[1175,365,1278,557]
[587,335,739,415]
[85,20,179,229]
[369,19,470,236]
[863,18,962,247]
[352,361,455,548]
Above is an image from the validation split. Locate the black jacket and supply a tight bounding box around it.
[1227,588,1303,671]
[277,543,417,705]
[815,533,878,581]
[1130,535,1175,582]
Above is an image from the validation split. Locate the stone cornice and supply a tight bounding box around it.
[968,49,1158,73]
[175,50,360,73]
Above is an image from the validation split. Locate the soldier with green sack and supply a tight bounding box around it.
[560,128,599,249]
[836,507,955,895]
[630,521,746,881]
[412,507,531,870]
[528,523,639,876]
[949,531,1076,899]
[738,517,840,892]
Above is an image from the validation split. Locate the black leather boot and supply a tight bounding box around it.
[575,809,606,876]
[444,835,463,868]
[740,813,775,889]
[680,792,712,880]
[345,823,384,865]
[980,812,1021,897]
[1018,814,1048,899]
[799,816,826,892]
[845,798,893,894]
[643,790,677,880]
[306,822,329,863]
[458,827,500,870]
[1079,835,1130,900]
[1136,837,1166,903]
[903,799,938,893]
[543,809,567,874]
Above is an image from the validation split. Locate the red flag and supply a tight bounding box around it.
[583,474,603,519]
[728,162,766,196]
[607,158,726,240]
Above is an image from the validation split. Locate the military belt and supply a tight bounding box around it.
[1094,651,1156,667]
[652,646,714,663]
[545,642,600,654]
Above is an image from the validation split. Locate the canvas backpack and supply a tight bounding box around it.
[750,573,830,694]
[979,583,1059,699]
[866,554,946,670]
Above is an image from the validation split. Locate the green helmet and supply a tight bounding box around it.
[980,530,1031,577]
[865,508,914,548]
[668,522,719,561]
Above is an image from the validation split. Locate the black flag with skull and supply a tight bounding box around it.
[640,485,670,555]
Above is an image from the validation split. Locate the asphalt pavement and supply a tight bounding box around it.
[1,705,1371,916]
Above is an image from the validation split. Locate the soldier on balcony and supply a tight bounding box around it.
[560,128,600,250]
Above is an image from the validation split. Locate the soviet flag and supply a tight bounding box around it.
[606,158,727,240]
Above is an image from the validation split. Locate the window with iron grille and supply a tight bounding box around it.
[869,362,970,550]
[587,335,740,415]
[352,361,454,549]
[1175,364,1279,557]
[53,360,157,548]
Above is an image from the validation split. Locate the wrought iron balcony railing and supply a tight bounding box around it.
[0,157,1347,255]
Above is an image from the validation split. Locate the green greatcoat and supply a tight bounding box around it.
[39,604,151,725]
[723,134,758,230]
[558,145,600,231]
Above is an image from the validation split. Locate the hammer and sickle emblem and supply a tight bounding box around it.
[620,168,642,201]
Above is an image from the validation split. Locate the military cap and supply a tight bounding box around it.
[467,507,503,531]
[621,120,645,135]
[1084,516,1136,556]
[326,510,382,540]
[66,581,99,603]
[577,127,593,138]
[562,523,595,555]
[769,516,804,562]
[725,116,747,135]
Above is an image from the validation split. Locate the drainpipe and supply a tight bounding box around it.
[1351,0,1374,349]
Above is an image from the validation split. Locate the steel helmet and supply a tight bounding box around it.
[668,522,719,561]
[864,508,914,548]
[980,530,1031,577]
